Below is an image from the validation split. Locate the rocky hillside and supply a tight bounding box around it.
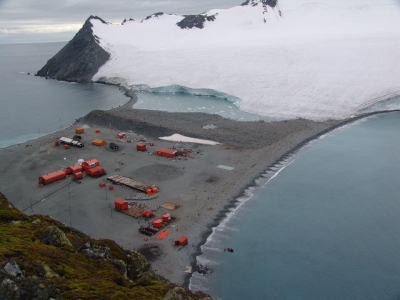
[36,16,110,82]
[0,193,214,300]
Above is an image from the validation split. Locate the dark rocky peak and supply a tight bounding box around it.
[36,15,110,82]
[142,12,164,22]
[121,18,135,25]
[241,0,278,8]
[87,15,108,25]
[241,0,281,18]
[176,13,218,29]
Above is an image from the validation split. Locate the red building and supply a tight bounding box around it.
[39,170,67,185]
[136,143,146,152]
[156,148,177,158]
[114,198,128,210]
[86,165,105,177]
[66,164,83,174]
[175,236,188,246]
[82,159,100,171]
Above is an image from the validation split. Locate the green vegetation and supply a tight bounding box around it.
[0,193,212,300]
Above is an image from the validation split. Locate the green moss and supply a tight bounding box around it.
[0,192,189,300]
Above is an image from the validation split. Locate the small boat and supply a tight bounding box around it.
[225,247,234,253]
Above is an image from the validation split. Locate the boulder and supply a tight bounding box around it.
[3,259,22,277]
[126,250,150,280]
[39,226,72,247]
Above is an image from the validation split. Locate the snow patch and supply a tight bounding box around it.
[159,134,221,145]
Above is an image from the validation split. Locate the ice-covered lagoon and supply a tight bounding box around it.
[133,88,274,122]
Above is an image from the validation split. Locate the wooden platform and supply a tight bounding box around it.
[107,174,155,193]
[139,217,177,237]
[115,202,159,219]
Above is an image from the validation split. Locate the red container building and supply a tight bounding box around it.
[175,236,188,246]
[66,164,83,175]
[86,166,105,177]
[136,143,146,152]
[73,172,83,179]
[39,170,67,185]
[82,159,100,171]
[156,148,177,158]
[114,198,128,210]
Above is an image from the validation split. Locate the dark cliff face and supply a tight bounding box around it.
[176,14,217,29]
[36,16,110,83]
[242,0,278,8]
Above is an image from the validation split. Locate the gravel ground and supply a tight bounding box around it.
[1,97,349,287]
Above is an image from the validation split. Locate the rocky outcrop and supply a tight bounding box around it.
[122,18,135,25]
[78,241,110,258]
[36,16,110,82]
[163,287,218,300]
[126,250,151,280]
[177,14,217,29]
[143,12,164,21]
[39,226,72,247]
[242,0,278,7]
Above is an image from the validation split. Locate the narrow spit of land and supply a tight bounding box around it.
[0,97,351,287]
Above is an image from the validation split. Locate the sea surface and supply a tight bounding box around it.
[0,42,128,147]
[2,42,400,300]
[190,112,400,300]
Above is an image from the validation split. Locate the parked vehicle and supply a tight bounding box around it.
[109,142,119,150]
[59,137,84,148]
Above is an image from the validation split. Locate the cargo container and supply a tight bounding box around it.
[92,139,107,146]
[75,128,84,134]
[175,236,188,246]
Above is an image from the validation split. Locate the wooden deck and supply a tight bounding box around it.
[107,174,155,193]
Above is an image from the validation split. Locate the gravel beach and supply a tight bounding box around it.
[0,93,352,287]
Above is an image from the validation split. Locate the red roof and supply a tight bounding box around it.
[114,198,126,205]
[84,159,99,165]
[67,164,82,173]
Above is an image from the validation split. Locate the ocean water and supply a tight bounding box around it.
[190,112,400,300]
[0,42,128,147]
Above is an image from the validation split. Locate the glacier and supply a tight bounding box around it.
[91,0,400,120]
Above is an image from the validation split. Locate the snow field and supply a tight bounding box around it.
[92,0,400,120]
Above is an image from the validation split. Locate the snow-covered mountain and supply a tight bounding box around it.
[43,0,400,120]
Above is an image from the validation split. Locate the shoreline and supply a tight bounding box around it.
[1,83,399,290]
[183,108,400,288]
